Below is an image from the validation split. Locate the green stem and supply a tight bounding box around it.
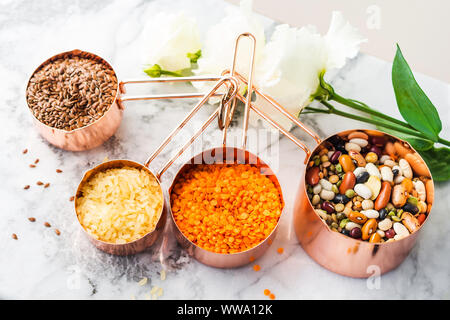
[160,70,182,77]
[319,101,436,140]
[331,92,415,130]
[438,137,450,147]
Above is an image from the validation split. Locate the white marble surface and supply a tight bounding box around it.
[1,0,449,300]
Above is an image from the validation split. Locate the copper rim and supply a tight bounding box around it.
[74,159,167,256]
[293,128,434,277]
[168,146,285,268]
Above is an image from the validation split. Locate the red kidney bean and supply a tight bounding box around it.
[306,166,320,185]
[349,227,362,239]
[375,181,391,210]
[329,151,342,164]
[321,201,335,214]
[369,145,382,158]
[339,171,356,194]
[385,228,396,239]
[370,135,386,147]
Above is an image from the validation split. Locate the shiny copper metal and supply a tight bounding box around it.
[74,160,167,255]
[74,77,238,255]
[168,147,285,268]
[26,50,227,151]
[293,129,434,278]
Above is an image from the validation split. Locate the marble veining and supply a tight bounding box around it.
[0,0,449,299]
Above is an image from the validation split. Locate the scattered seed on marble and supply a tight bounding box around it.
[44,222,51,228]
[69,196,75,201]
[12,233,18,240]
[138,277,148,286]
[24,185,30,190]
[34,159,39,164]
[44,183,50,188]
[29,164,36,168]
[28,217,36,222]
[37,181,44,186]
[56,169,63,173]
[55,229,61,236]
[22,149,28,154]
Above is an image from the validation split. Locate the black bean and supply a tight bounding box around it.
[356,171,370,184]
[379,208,388,220]
[403,203,419,215]
[333,194,350,204]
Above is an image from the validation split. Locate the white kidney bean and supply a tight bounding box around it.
[354,184,373,199]
[320,189,335,201]
[312,184,322,195]
[413,180,426,201]
[361,199,374,210]
[353,167,367,177]
[361,209,379,219]
[380,166,394,182]
[345,222,362,231]
[384,160,396,168]
[393,222,410,237]
[394,234,408,241]
[315,209,328,220]
[399,158,413,179]
[345,142,361,152]
[377,229,385,238]
[394,175,405,184]
[365,163,381,179]
[379,155,392,164]
[319,178,332,191]
[378,218,393,231]
[349,138,368,148]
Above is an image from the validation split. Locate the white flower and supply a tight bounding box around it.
[142,12,201,72]
[251,11,366,129]
[193,0,265,93]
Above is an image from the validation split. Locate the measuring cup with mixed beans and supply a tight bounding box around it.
[305,130,433,243]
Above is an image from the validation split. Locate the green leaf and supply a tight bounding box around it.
[187,50,202,63]
[417,147,450,182]
[392,44,442,141]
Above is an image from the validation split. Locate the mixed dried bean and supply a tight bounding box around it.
[306,131,433,243]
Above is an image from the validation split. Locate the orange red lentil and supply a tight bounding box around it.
[277,247,284,254]
[171,164,282,254]
[253,264,261,272]
[263,289,270,296]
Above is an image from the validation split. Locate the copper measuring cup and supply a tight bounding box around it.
[25,50,225,151]
[293,129,434,278]
[74,76,239,255]
[230,70,435,277]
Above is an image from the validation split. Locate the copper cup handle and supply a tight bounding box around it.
[223,70,322,164]
[141,76,239,180]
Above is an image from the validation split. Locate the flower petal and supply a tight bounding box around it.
[142,12,201,72]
